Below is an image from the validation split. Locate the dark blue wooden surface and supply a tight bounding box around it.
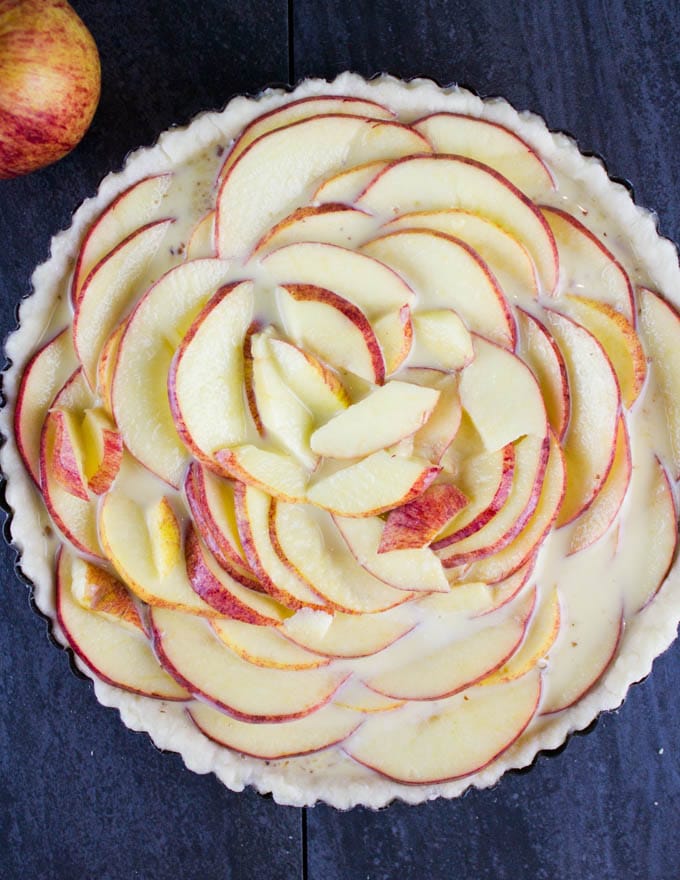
[1,2,679,877]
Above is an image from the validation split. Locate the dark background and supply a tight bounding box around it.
[1,1,680,877]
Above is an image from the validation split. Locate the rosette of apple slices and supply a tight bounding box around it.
[20,95,680,786]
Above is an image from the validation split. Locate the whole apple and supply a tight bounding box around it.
[0,0,100,178]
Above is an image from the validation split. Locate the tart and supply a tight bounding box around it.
[2,73,680,808]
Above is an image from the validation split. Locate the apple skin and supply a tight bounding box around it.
[0,0,100,178]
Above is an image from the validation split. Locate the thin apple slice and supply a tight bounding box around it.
[357,155,558,295]
[216,115,431,259]
[211,619,328,669]
[516,309,570,441]
[568,418,631,555]
[639,288,680,478]
[310,381,440,459]
[15,328,77,484]
[253,203,377,254]
[413,113,555,197]
[185,210,215,260]
[283,607,414,660]
[362,230,515,349]
[146,497,182,578]
[407,371,462,464]
[215,445,309,503]
[346,669,541,784]
[96,321,127,417]
[372,305,413,375]
[80,408,123,495]
[277,284,385,384]
[150,606,348,722]
[112,258,232,487]
[189,700,361,759]
[70,555,143,631]
[540,205,634,319]
[57,548,189,701]
[273,501,414,613]
[167,282,254,461]
[544,309,620,526]
[48,408,88,500]
[307,450,439,517]
[313,160,387,204]
[71,173,173,304]
[412,309,473,371]
[73,218,174,388]
[334,680,405,713]
[459,335,547,452]
[378,484,468,553]
[334,513,450,593]
[268,337,349,421]
[420,559,534,618]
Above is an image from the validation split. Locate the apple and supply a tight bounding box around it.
[267,337,349,421]
[378,484,468,552]
[80,407,123,495]
[407,370,462,464]
[313,159,387,204]
[185,209,215,261]
[0,0,100,178]
[96,320,127,417]
[411,309,473,371]
[372,305,413,376]
[211,618,328,670]
[282,607,414,660]
[48,408,88,500]
[334,680,405,713]
[215,444,309,503]
[252,203,377,255]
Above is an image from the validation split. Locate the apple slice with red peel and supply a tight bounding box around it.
[382,210,538,301]
[215,445,309,503]
[96,321,127,417]
[48,408,88,500]
[412,309,473,371]
[184,524,289,624]
[185,210,215,260]
[277,284,386,384]
[168,281,254,462]
[362,229,515,349]
[282,606,414,660]
[544,308,620,527]
[233,483,328,610]
[15,328,77,484]
[310,381,440,460]
[313,160,387,204]
[413,113,555,197]
[307,450,440,518]
[540,205,635,319]
[459,335,547,452]
[273,501,414,613]
[150,606,348,722]
[73,218,174,388]
[146,497,182,578]
[70,555,143,632]
[189,700,361,760]
[568,418,631,555]
[406,371,462,464]
[639,288,680,478]
[357,155,558,295]
[252,203,377,255]
[211,619,328,670]
[421,559,534,618]
[112,258,232,487]
[333,513,450,593]
[216,115,431,259]
[57,548,189,701]
[516,309,570,441]
[378,484,468,553]
[334,680,405,713]
[71,173,173,305]
[346,669,541,784]
[184,463,260,589]
[268,337,349,421]
[373,305,413,375]
[81,408,123,495]
[563,295,646,408]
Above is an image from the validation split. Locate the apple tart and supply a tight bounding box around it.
[3,73,680,808]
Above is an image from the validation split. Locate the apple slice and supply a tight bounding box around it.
[356,155,558,295]
[334,513,451,593]
[146,497,181,578]
[540,205,634,319]
[267,337,349,421]
[307,450,440,517]
[639,288,680,478]
[378,484,468,552]
[112,258,232,487]
[215,445,309,503]
[413,113,555,197]
[273,501,414,613]
[96,321,127,417]
[516,309,570,441]
[310,381,440,459]
[544,309,620,526]
[407,371,462,464]
[412,309,473,371]
[150,606,348,722]
[459,335,547,452]
[334,680,405,713]
[252,203,377,254]
[80,408,123,495]
[15,328,77,484]
[73,218,174,388]
[69,555,143,631]
[419,559,534,618]
[211,619,328,670]
[189,700,361,760]
[71,173,173,304]
[167,281,254,461]
[57,548,189,700]
[346,669,541,784]
[282,608,414,660]
[277,284,385,384]
[372,305,413,376]
[313,160,387,204]
[48,408,88,500]
[216,114,431,259]
[362,229,515,349]
[185,210,215,260]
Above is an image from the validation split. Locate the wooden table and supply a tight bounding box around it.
[1,2,679,877]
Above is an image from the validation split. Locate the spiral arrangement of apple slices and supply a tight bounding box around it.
[15,92,680,789]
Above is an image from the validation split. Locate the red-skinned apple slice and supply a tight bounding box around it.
[252,203,377,255]
[373,305,413,376]
[282,608,414,660]
[378,484,468,552]
[188,700,362,760]
[71,173,173,305]
[48,408,88,500]
[334,680,405,713]
[112,258,232,487]
[516,309,570,441]
[413,113,555,197]
[412,309,473,371]
[150,606,348,722]
[420,559,535,617]
[185,210,215,260]
[540,205,635,319]
[267,337,349,421]
[362,229,515,349]
[211,619,328,670]
[216,115,431,259]
[356,155,558,295]
[81,408,123,495]
[70,554,143,631]
[96,321,127,417]
[346,669,542,784]
[57,548,189,701]
[215,445,309,503]
[544,308,620,526]
[407,370,463,464]
[313,160,387,204]
[146,496,182,578]
[167,281,254,461]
